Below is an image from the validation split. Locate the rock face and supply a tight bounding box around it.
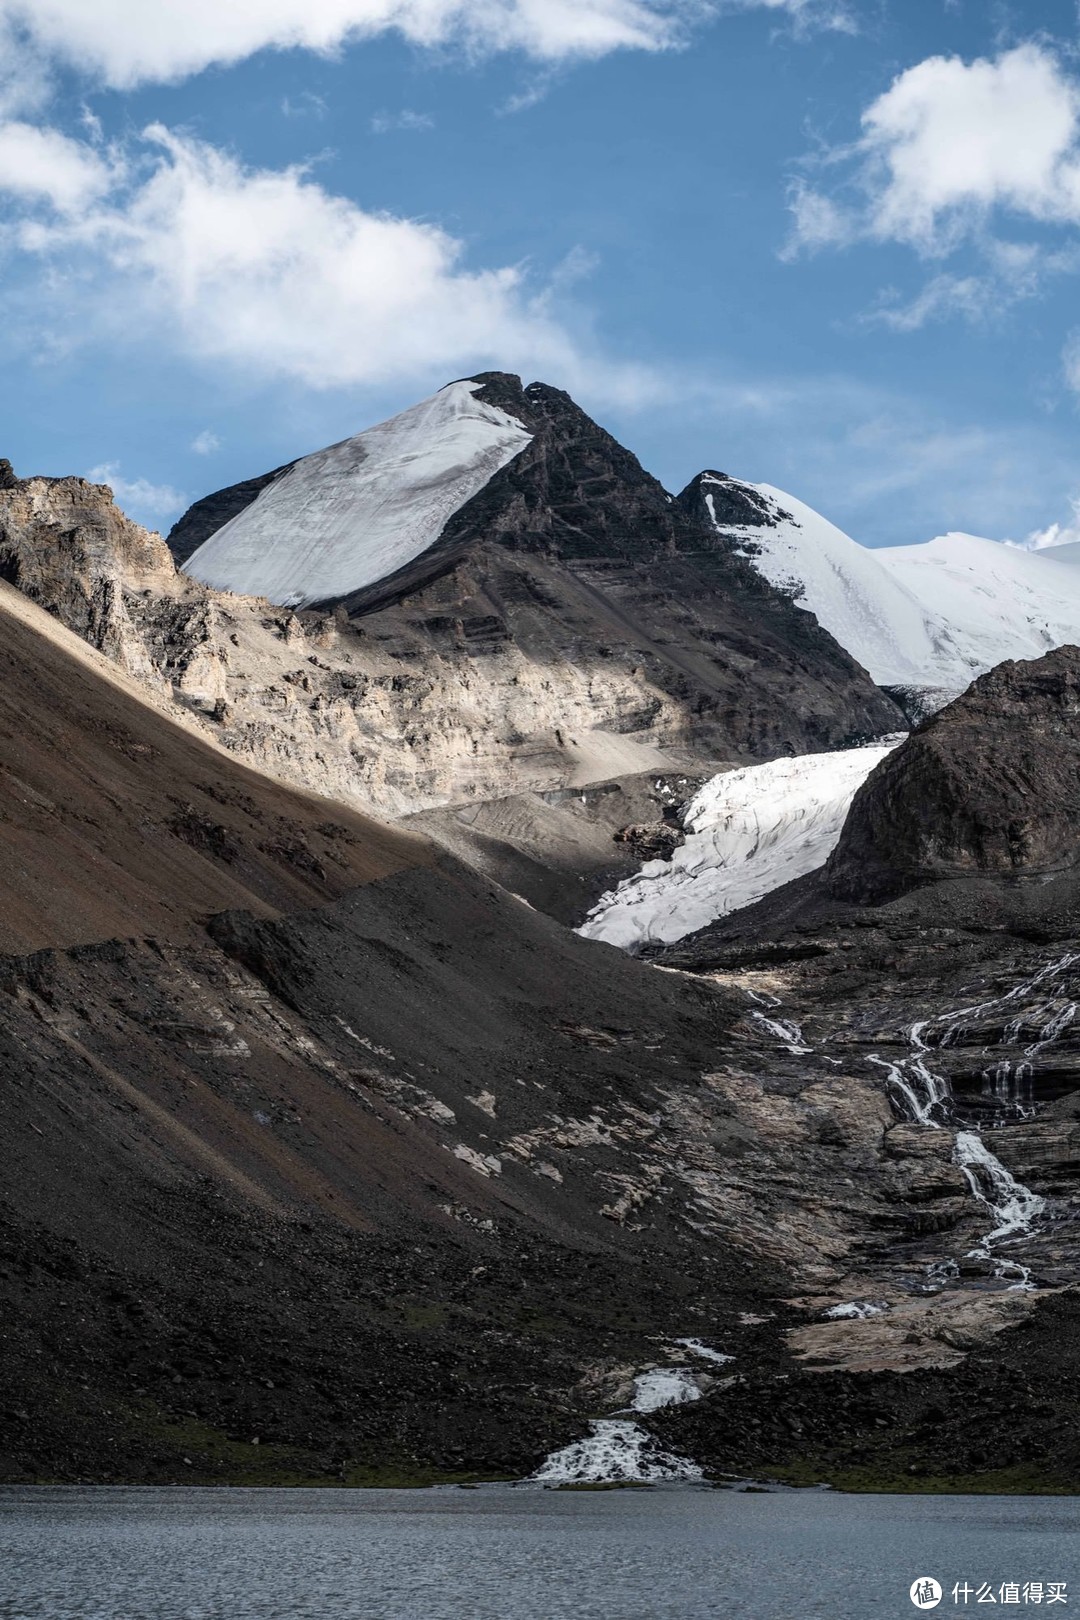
[0,472,176,671]
[827,647,1080,903]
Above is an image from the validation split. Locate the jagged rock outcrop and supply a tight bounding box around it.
[677,468,787,538]
[827,647,1080,903]
[0,471,175,672]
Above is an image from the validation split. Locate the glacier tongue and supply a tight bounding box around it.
[579,743,898,951]
[182,380,532,609]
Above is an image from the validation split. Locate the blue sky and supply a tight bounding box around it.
[3,0,1080,547]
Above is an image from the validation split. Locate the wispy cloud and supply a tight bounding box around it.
[370,109,434,134]
[190,429,221,455]
[87,460,186,526]
[281,91,328,120]
[0,120,658,406]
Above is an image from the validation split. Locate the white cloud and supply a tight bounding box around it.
[0,121,654,399]
[0,0,850,104]
[370,108,434,133]
[87,461,186,525]
[787,45,1080,259]
[862,273,991,332]
[191,429,221,454]
[281,91,328,118]
[779,180,855,258]
[860,45,1080,252]
[782,44,1080,337]
[0,120,118,212]
[0,0,708,89]
[726,0,855,31]
[1005,495,1080,551]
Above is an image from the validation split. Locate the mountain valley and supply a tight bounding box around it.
[3,376,1080,1494]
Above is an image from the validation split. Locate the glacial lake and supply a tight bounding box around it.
[0,1484,1076,1620]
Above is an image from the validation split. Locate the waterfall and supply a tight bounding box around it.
[980,1059,1034,1123]
[867,1053,950,1126]
[532,1347,730,1485]
[749,1010,811,1054]
[868,959,1073,1292]
[952,1131,1045,1289]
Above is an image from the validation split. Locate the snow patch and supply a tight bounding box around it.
[579,743,898,950]
[183,381,532,608]
[876,533,1080,685]
[824,1301,890,1321]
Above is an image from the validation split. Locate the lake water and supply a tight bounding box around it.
[0,1484,1076,1620]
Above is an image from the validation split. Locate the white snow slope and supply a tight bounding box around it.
[579,742,898,952]
[183,381,532,608]
[703,475,1080,692]
[875,532,1080,677]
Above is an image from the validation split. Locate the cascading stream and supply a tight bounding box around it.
[532,1343,733,1485]
[867,958,1078,1291]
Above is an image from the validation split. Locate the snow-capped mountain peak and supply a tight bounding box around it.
[680,470,961,691]
[685,472,1080,699]
[182,379,533,609]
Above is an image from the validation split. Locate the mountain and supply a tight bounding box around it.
[678,471,959,691]
[683,472,1080,705]
[179,380,533,609]
[0,378,901,865]
[5,581,1080,1490]
[5,435,1080,1492]
[0,571,781,1482]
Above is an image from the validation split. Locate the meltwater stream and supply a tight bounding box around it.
[867,955,1079,1290]
[533,1345,733,1485]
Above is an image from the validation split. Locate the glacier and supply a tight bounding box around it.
[875,531,1080,679]
[579,742,898,951]
[701,474,1080,695]
[182,381,532,609]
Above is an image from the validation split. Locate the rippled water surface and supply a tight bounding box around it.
[1,1485,1076,1620]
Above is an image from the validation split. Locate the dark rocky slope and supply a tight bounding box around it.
[0,587,780,1485]
[0,583,423,953]
[827,647,1080,904]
